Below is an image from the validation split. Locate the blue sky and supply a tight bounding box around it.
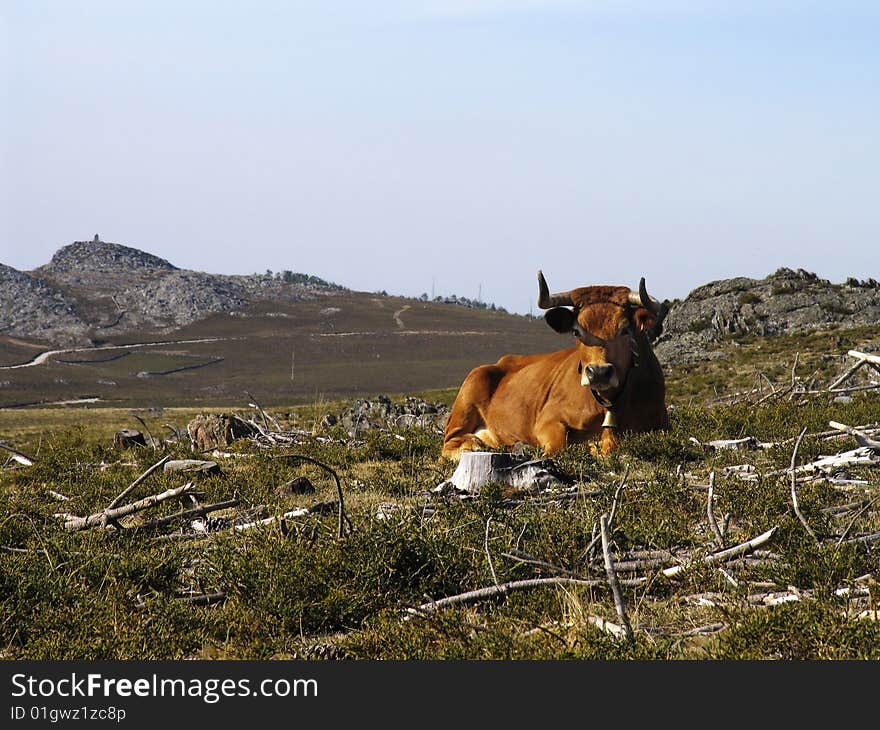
[2,1,878,313]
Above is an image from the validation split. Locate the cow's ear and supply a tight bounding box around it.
[544,307,577,334]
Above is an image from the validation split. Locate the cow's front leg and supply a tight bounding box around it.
[535,420,568,455]
[598,426,620,455]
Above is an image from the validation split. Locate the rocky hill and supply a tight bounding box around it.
[0,264,90,346]
[2,239,878,363]
[2,238,344,344]
[654,267,880,365]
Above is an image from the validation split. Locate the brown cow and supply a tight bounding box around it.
[441,271,669,460]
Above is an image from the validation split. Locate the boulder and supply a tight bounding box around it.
[186,414,258,451]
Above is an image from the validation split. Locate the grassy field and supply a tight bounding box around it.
[0,292,561,408]
[1,330,879,660]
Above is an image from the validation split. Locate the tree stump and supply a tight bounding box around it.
[186,414,258,451]
[437,452,566,495]
[113,429,147,449]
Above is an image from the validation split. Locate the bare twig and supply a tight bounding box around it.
[484,517,499,586]
[835,496,880,546]
[790,427,819,542]
[707,471,724,549]
[131,414,157,449]
[501,550,584,579]
[106,454,172,510]
[275,454,352,538]
[600,513,634,642]
[244,390,282,432]
[608,465,629,530]
[134,498,240,532]
[791,351,799,387]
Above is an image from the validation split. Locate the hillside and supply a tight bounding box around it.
[9,237,344,343]
[0,284,562,409]
[1,239,879,409]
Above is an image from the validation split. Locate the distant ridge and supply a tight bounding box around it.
[2,238,344,345]
[2,238,878,360]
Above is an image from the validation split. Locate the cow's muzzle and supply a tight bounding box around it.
[582,362,619,390]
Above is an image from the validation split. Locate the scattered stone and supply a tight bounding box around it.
[331,395,449,436]
[163,459,222,476]
[276,476,316,497]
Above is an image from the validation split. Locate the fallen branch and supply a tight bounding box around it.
[134,498,240,532]
[600,513,634,642]
[608,465,628,530]
[177,591,227,606]
[0,442,35,467]
[244,390,282,432]
[587,615,629,639]
[707,471,724,549]
[64,482,195,532]
[484,517,499,586]
[790,427,820,542]
[501,549,585,579]
[661,527,778,578]
[405,577,601,617]
[827,358,867,390]
[834,496,880,545]
[846,349,880,369]
[844,530,880,546]
[828,421,880,450]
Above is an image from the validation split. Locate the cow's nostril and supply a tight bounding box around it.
[585,364,614,382]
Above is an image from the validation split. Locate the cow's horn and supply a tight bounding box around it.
[627,277,662,315]
[537,270,574,309]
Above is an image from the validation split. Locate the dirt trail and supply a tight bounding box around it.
[0,337,231,370]
[393,305,410,329]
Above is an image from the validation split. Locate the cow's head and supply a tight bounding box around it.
[537,271,667,397]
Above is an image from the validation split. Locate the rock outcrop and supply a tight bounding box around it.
[1,239,344,344]
[654,268,880,365]
[0,263,90,345]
